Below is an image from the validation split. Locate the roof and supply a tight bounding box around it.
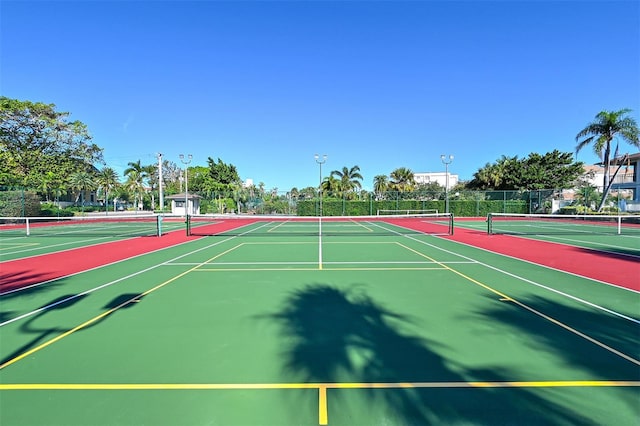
[165,193,202,200]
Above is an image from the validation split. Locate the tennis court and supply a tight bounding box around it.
[1,214,639,425]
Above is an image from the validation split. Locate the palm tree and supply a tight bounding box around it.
[68,170,97,209]
[143,164,157,210]
[330,165,364,198]
[390,167,415,192]
[96,167,120,212]
[124,160,148,210]
[576,109,639,211]
[321,175,340,196]
[373,174,389,199]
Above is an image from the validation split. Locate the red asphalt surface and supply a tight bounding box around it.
[1,218,638,293]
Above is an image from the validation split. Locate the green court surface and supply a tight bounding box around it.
[1,219,639,425]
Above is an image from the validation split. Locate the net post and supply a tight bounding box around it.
[617,216,621,235]
[156,215,163,237]
[26,217,30,236]
[186,214,191,236]
[449,213,454,235]
[487,213,493,235]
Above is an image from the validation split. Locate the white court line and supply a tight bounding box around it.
[0,222,275,327]
[165,260,474,266]
[369,222,640,325]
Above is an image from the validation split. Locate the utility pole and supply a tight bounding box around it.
[158,153,164,212]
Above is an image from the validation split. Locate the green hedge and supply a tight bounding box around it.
[0,190,42,217]
[296,199,529,216]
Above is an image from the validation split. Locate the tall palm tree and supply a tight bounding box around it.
[321,175,340,196]
[96,167,120,212]
[373,174,389,199]
[68,170,97,208]
[576,109,639,211]
[390,167,415,192]
[330,165,364,198]
[124,160,148,210]
[124,170,145,210]
[143,164,157,210]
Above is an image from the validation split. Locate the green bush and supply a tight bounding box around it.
[0,190,42,217]
[39,203,75,217]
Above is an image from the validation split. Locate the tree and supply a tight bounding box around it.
[124,160,147,210]
[389,167,415,192]
[373,174,389,199]
[96,167,120,212]
[467,151,583,191]
[330,165,363,199]
[321,175,341,196]
[0,97,103,187]
[68,170,97,208]
[575,109,639,211]
[208,157,241,188]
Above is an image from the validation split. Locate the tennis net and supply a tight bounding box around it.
[487,213,640,236]
[0,214,164,237]
[187,213,454,237]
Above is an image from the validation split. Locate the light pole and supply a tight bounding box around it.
[314,154,327,216]
[440,154,454,213]
[179,154,192,216]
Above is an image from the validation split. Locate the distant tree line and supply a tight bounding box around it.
[2,96,638,214]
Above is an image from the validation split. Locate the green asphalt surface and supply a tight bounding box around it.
[1,220,638,425]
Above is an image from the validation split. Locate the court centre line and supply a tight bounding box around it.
[372,224,640,366]
[318,220,323,270]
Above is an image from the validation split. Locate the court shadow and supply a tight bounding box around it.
[0,269,60,294]
[1,292,148,367]
[0,276,63,322]
[576,245,640,260]
[0,293,89,366]
[264,283,592,424]
[471,293,639,382]
[103,293,146,310]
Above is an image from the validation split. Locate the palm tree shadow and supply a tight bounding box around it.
[262,283,593,424]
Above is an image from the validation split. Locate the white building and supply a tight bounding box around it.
[166,193,201,215]
[414,172,459,190]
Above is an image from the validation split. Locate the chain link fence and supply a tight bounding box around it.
[2,186,626,217]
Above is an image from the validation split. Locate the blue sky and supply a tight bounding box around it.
[2,0,639,192]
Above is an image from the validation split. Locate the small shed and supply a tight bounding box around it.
[166,193,201,215]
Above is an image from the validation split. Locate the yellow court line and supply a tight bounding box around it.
[395,242,640,366]
[348,220,374,232]
[3,380,636,425]
[318,386,328,425]
[2,380,638,390]
[0,246,244,371]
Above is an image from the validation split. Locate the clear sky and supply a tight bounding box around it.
[2,0,639,192]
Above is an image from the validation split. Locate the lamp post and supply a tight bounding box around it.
[314,154,327,216]
[440,154,454,213]
[179,154,192,216]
